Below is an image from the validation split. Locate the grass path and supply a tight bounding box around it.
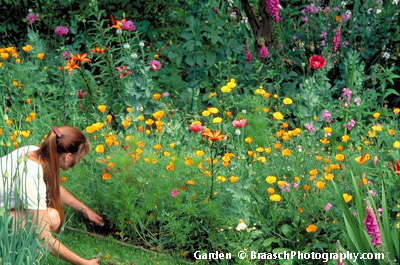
[45,227,191,265]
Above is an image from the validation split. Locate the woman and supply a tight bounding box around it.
[0,125,104,265]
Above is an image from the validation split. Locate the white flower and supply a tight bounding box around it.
[382,52,390,60]
[139,42,144,47]
[236,220,247,231]
[116,29,122,35]
[123,43,130,49]
[235,129,241,136]
[130,53,138,59]
[392,0,399,4]
[376,9,382,14]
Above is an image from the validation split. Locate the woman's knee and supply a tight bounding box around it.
[47,208,61,231]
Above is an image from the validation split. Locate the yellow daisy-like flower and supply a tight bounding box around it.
[265,176,277,184]
[208,107,219,114]
[283,98,293,105]
[269,194,281,202]
[254,88,266,95]
[273,112,284,120]
[202,110,211,117]
[212,117,222,124]
[221,86,231,93]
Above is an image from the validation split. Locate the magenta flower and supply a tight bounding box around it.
[63,51,71,60]
[149,60,161,71]
[115,65,132,79]
[122,20,135,31]
[266,0,280,22]
[322,110,332,123]
[55,26,69,37]
[364,206,382,247]
[26,13,39,25]
[260,43,269,59]
[232,119,247,128]
[305,123,315,132]
[171,188,178,197]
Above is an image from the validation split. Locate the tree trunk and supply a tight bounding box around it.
[240,0,273,61]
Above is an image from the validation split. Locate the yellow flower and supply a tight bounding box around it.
[208,107,218,114]
[208,92,217,98]
[393,108,400,115]
[283,98,293,105]
[254,87,266,95]
[12,81,18,86]
[1,53,9,60]
[37,53,45,60]
[6,120,12,126]
[202,110,211,117]
[265,176,277,184]
[267,187,275,194]
[306,224,317,233]
[393,141,400,149]
[269,194,281,202]
[221,86,231,93]
[216,176,227,182]
[102,173,111,180]
[343,193,352,203]
[309,169,318,176]
[145,119,154,126]
[372,112,380,119]
[212,117,223,124]
[277,180,286,187]
[154,144,162,151]
[342,135,349,142]
[316,181,325,190]
[387,129,396,136]
[355,153,370,165]
[281,148,291,156]
[95,144,105,153]
[97,105,107,113]
[245,137,252,144]
[324,173,335,181]
[273,112,284,120]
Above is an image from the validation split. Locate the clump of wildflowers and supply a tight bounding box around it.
[344,119,356,131]
[341,87,352,107]
[333,28,341,52]
[260,42,269,58]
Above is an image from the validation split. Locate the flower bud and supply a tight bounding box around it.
[235,129,241,136]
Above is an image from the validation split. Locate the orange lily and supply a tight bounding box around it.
[64,59,80,75]
[72,53,91,64]
[111,18,126,30]
[201,129,227,142]
[90,47,105,54]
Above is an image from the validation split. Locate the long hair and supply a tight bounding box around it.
[35,126,90,230]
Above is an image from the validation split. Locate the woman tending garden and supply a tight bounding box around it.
[0,0,399,264]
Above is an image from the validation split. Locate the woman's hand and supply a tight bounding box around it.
[82,207,104,226]
[85,258,100,265]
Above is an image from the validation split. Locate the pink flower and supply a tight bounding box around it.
[63,51,71,60]
[266,0,280,22]
[232,119,247,128]
[260,43,269,59]
[122,20,135,31]
[189,123,204,133]
[245,44,252,63]
[26,13,39,25]
[149,60,161,71]
[364,206,382,247]
[325,203,332,211]
[55,26,69,37]
[171,188,178,197]
[115,65,132,79]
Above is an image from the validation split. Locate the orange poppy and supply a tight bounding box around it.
[72,53,91,64]
[201,129,227,142]
[90,47,105,54]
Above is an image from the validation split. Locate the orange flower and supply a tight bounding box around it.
[37,53,45,60]
[22,45,32,52]
[201,129,227,142]
[122,120,130,128]
[230,176,239,184]
[64,59,80,75]
[111,18,126,30]
[95,144,105,153]
[343,193,352,203]
[90,47,105,54]
[72,53,91,64]
[186,179,195,185]
[306,224,318,233]
[107,114,113,122]
[27,98,31,104]
[61,176,67,183]
[315,181,325,190]
[102,173,111,180]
